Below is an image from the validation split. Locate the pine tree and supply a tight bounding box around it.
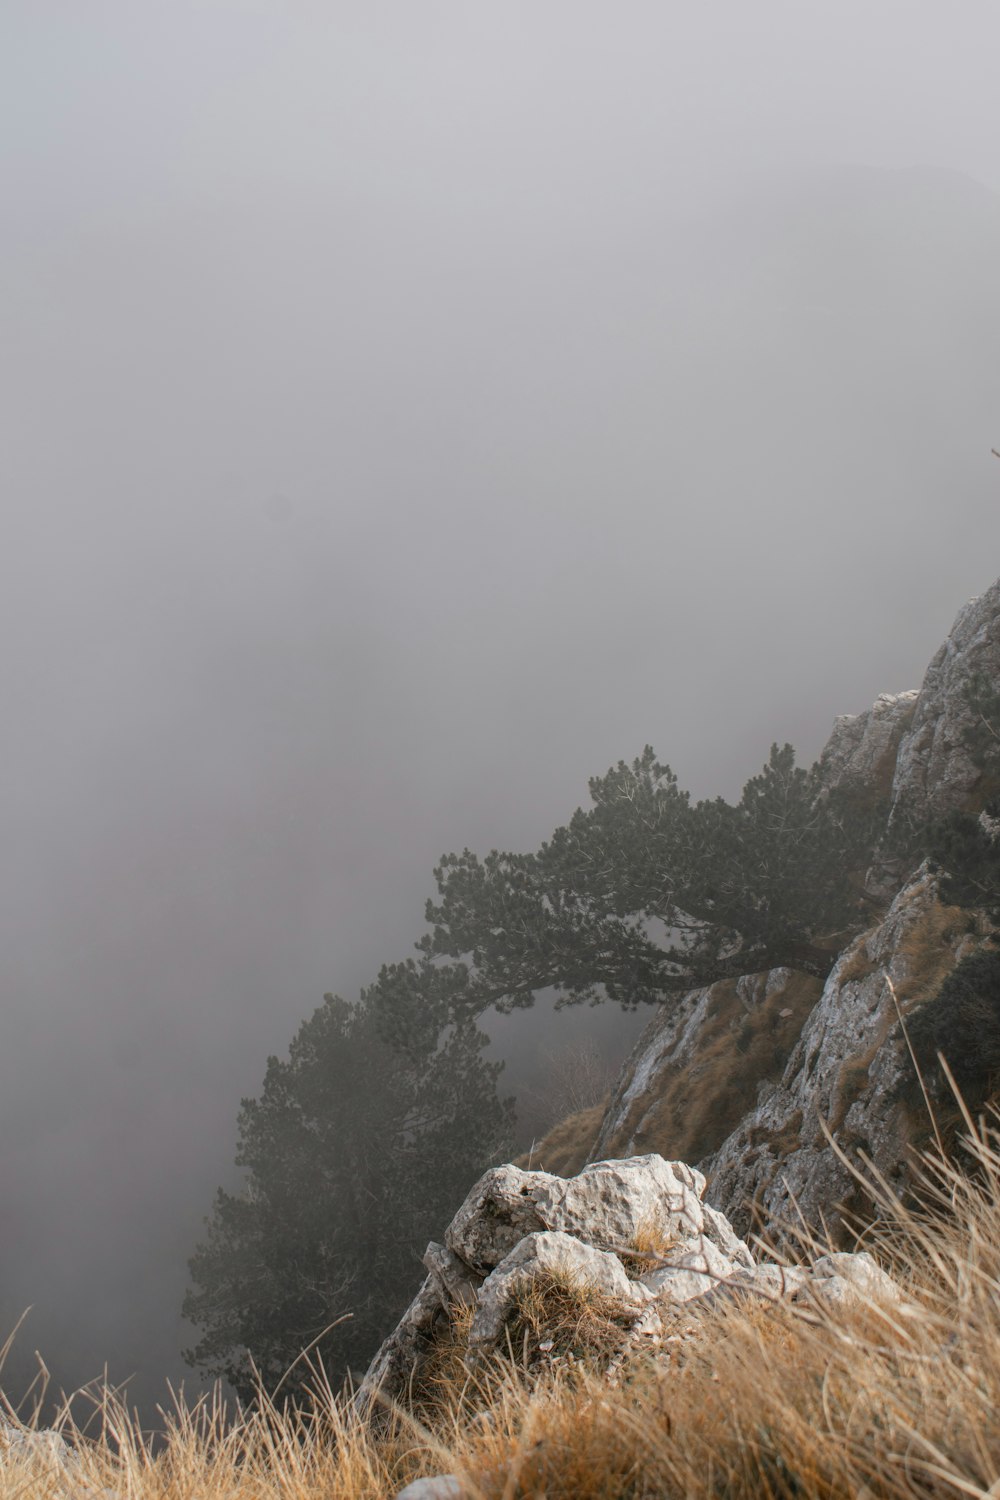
[183,995,512,1402]
[401,744,877,1023]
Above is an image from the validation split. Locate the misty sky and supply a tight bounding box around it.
[3,1,1000,1418]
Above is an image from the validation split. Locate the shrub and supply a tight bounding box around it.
[906,945,1000,1112]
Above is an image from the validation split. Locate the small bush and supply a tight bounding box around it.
[929,808,1000,920]
[906,945,1000,1112]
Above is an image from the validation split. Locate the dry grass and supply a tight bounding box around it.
[824,898,987,1139]
[0,1376,418,1500]
[501,1270,640,1373]
[616,1213,683,1278]
[600,969,822,1165]
[5,1106,1000,1497]
[836,935,880,986]
[893,898,983,1008]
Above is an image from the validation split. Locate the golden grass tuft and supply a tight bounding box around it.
[5,1102,1000,1496]
[893,897,984,1008]
[617,1212,682,1277]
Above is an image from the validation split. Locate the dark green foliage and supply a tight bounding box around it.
[905,946,1000,1112]
[894,673,1000,920]
[927,806,1000,921]
[184,996,512,1403]
[406,744,878,1020]
[917,672,1000,913]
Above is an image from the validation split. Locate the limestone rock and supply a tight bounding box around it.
[703,1253,905,1313]
[720,1262,810,1302]
[640,1234,739,1304]
[360,1152,753,1403]
[702,1204,756,1269]
[444,1164,548,1274]
[446,1154,741,1270]
[422,1240,482,1308]
[359,1148,907,1412]
[810,1251,903,1306]
[818,691,919,802]
[394,1478,467,1500]
[704,865,987,1243]
[0,1419,73,1469]
[640,1267,718,1303]
[0,1417,112,1499]
[355,1273,443,1413]
[469,1230,641,1347]
[890,578,1000,825]
[530,1155,709,1252]
[817,581,1000,830]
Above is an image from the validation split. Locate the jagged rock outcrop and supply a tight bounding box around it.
[592,968,823,1166]
[362,1154,746,1407]
[819,580,1000,831]
[889,577,1000,824]
[585,868,987,1250]
[446,1155,728,1267]
[367,582,995,1498]
[819,690,919,803]
[575,580,1000,1246]
[705,864,987,1240]
[360,1153,903,1418]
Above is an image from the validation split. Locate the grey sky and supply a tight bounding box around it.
[2,1,1000,1417]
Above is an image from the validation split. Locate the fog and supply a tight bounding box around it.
[2,1,1000,1417]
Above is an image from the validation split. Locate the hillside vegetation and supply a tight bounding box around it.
[3,1103,999,1498]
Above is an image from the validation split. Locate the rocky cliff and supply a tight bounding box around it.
[359,581,1000,1499]
[533,578,1000,1244]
